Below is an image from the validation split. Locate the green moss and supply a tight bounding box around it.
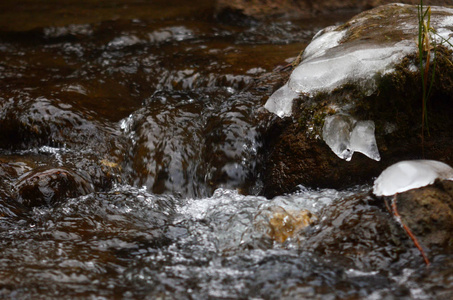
[339,5,415,45]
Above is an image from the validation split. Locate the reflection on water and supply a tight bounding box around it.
[1,0,453,299]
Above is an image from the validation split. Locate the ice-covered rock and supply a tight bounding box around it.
[322,114,380,161]
[301,27,346,62]
[264,5,453,118]
[265,32,415,117]
[288,40,414,96]
[261,4,453,195]
[373,160,453,197]
[263,27,347,117]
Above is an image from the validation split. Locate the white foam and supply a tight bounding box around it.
[176,187,364,250]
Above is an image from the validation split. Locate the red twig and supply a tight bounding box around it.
[391,194,431,266]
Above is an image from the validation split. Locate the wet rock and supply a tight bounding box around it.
[261,4,453,196]
[0,151,119,202]
[370,160,453,258]
[393,179,453,252]
[0,93,127,196]
[215,0,452,19]
[0,95,124,153]
[298,187,453,269]
[15,167,94,207]
[301,192,412,270]
[262,118,382,197]
[0,156,35,181]
[123,91,207,197]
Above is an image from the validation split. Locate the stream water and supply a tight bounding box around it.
[1,1,453,299]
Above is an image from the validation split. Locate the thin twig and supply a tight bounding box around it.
[391,194,431,266]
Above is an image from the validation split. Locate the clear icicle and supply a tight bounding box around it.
[322,114,380,162]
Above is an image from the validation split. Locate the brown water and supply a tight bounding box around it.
[1,1,453,299]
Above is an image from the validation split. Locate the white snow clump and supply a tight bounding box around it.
[322,114,380,161]
[373,160,453,197]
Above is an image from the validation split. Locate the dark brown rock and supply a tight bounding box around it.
[396,179,453,252]
[262,118,382,197]
[301,192,409,269]
[0,96,123,153]
[300,181,453,268]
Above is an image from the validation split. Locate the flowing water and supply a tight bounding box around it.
[1,1,453,299]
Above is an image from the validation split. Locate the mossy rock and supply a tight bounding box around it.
[261,4,453,197]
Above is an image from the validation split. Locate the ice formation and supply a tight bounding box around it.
[264,4,453,161]
[349,120,380,161]
[300,27,346,62]
[264,5,453,118]
[288,41,414,95]
[264,26,415,117]
[373,160,453,197]
[322,114,380,161]
[322,114,354,160]
[263,82,299,118]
